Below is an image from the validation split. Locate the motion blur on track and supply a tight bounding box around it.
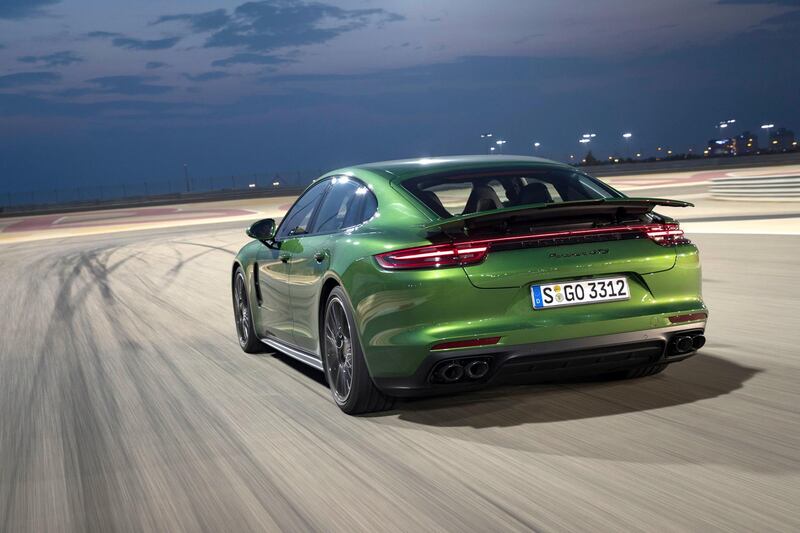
[0,167,798,530]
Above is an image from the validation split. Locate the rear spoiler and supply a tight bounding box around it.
[424,197,693,237]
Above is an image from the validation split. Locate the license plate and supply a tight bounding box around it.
[531,277,630,309]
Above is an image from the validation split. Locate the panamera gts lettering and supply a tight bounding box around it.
[548,248,609,259]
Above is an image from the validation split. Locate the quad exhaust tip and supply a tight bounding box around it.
[692,335,706,350]
[438,362,465,383]
[671,333,706,355]
[465,360,490,380]
[433,358,491,384]
[674,336,694,353]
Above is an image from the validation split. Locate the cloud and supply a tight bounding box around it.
[17,51,83,68]
[152,9,230,32]
[157,1,403,52]
[0,0,60,19]
[59,75,173,97]
[86,31,120,38]
[0,71,61,88]
[112,36,181,51]
[87,31,180,50]
[211,53,291,67]
[183,71,230,82]
[145,61,168,70]
[89,76,173,94]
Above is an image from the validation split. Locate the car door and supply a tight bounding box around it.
[289,176,376,353]
[255,179,329,344]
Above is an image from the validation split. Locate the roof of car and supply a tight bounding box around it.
[346,155,570,182]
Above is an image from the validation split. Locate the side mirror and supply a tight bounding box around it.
[246,218,276,243]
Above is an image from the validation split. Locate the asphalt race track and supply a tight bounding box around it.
[1,167,799,531]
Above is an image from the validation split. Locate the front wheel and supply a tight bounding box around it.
[322,287,395,415]
[232,266,267,354]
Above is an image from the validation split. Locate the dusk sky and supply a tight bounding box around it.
[1,0,798,193]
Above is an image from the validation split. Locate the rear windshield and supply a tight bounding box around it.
[400,167,623,218]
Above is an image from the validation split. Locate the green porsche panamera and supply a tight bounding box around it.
[231,156,707,414]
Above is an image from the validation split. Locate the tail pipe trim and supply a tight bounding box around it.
[669,332,706,356]
[431,357,493,384]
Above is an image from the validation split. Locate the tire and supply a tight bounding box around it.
[232,266,267,354]
[322,286,395,415]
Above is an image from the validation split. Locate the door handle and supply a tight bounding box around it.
[279,253,291,263]
[314,251,326,263]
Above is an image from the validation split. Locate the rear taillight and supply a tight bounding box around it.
[645,223,690,246]
[374,243,488,270]
[375,222,689,269]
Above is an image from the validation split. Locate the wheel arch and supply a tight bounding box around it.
[318,274,344,342]
[232,258,263,338]
[317,271,390,409]
[318,271,380,375]
[231,260,243,286]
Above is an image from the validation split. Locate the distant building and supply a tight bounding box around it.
[733,131,758,155]
[707,138,734,156]
[769,128,795,151]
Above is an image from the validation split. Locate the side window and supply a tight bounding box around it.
[276,180,329,240]
[359,189,377,223]
[313,177,376,233]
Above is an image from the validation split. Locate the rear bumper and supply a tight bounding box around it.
[372,324,704,397]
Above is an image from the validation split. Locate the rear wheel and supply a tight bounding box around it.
[232,267,266,354]
[322,287,395,415]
